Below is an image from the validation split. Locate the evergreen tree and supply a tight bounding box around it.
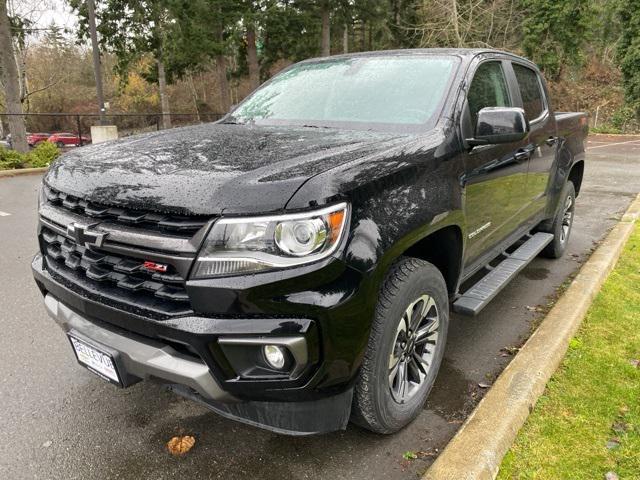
[520,0,594,79]
[617,0,640,115]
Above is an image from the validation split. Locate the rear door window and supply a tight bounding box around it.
[513,64,546,121]
[467,61,511,129]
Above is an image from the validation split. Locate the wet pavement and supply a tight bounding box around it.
[1,135,639,479]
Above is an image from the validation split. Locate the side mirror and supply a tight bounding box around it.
[468,107,529,146]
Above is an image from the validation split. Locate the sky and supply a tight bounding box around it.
[11,0,77,35]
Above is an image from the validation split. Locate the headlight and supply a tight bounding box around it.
[192,203,349,278]
[38,183,47,209]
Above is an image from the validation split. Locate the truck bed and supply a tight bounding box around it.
[555,111,589,159]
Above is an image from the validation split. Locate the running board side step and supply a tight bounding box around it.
[453,232,554,316]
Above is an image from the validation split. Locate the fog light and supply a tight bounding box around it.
[263,345,286,369]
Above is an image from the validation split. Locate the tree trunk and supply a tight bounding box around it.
[342,24,348,53]
[216,55,231,113]
[157,56,172,129]
[0,0,27,152]
[450,0,462,47]
[17,49,26,100]
[188,73,200,122]
[246,25,260,90]
[200,72,207,104]
[486,0,497,46]
[321,5,331,56]
[503,0,515,48]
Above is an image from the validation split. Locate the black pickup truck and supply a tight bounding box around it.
[32,49,588,435]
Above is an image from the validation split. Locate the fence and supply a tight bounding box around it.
[0,112,225,147]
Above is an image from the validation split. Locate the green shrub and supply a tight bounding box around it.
[591,106,640,134]
[590,125,623,134]
[0,147,26,170]
[610,106,636,130]
[28,141,60,168]
[0,142,60,171]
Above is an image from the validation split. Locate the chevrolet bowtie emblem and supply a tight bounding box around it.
[67,223,108,248]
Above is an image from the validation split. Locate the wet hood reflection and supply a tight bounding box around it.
[44,123,409,216]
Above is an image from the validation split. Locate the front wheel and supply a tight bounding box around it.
[351,257,449,434]
[56,141,65,148]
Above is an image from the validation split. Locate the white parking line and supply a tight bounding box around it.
[0,211,11,216]
[587,139,640,150]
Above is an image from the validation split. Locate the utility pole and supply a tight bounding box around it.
[86,0,107,125]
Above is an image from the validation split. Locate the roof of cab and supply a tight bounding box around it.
[301,48,534,67]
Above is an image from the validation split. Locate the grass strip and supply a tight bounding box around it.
[498,224,640,479]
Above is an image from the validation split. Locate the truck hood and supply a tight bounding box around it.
[44,123,410,216]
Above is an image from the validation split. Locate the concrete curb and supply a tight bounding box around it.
[588,133,640,138]
[0,167,47,178]
[424,193,640,480]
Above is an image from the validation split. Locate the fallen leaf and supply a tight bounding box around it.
[167,435,196,456]
[402,451,418,460]
[606,438,620,450]
[612,422,628,434]
[629,359,639,368]
[604,472,619,480]
[416,449,438,458]
[500,346,520,356]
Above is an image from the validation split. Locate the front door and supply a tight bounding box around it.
[462,60,530,267]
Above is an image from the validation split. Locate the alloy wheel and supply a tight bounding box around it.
[388,294,440,404]
[560,194,574,244]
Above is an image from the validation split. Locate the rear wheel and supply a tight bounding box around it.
[56,141,65,148]
[351,257,449,434]
[540,181,576,259]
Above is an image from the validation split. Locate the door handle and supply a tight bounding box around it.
[545,136,558,147]
[514,149,532,163]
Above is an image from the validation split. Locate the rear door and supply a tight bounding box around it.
[461,59,530,266]
[509,62,557,219]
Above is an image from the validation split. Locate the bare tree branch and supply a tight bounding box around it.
[22,76,60,99]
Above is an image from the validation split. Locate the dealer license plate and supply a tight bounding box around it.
[68,335,121,384]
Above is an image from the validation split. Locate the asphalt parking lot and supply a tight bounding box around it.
[1,135,639,479]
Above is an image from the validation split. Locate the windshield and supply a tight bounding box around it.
[229,55,459,133]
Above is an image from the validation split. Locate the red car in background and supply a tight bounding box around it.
[47,132,91,148]
[27,132,51,146]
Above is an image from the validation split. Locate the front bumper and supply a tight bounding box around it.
[44,293,234,402]
[44,293,352,435]
[33,254,359,434]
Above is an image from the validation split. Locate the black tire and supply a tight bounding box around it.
[351,257,449,434]
[56,141,65,148]
[540,181,576,259]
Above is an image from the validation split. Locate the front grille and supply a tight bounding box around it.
[41,225,192,317]
[44,185,208,235]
